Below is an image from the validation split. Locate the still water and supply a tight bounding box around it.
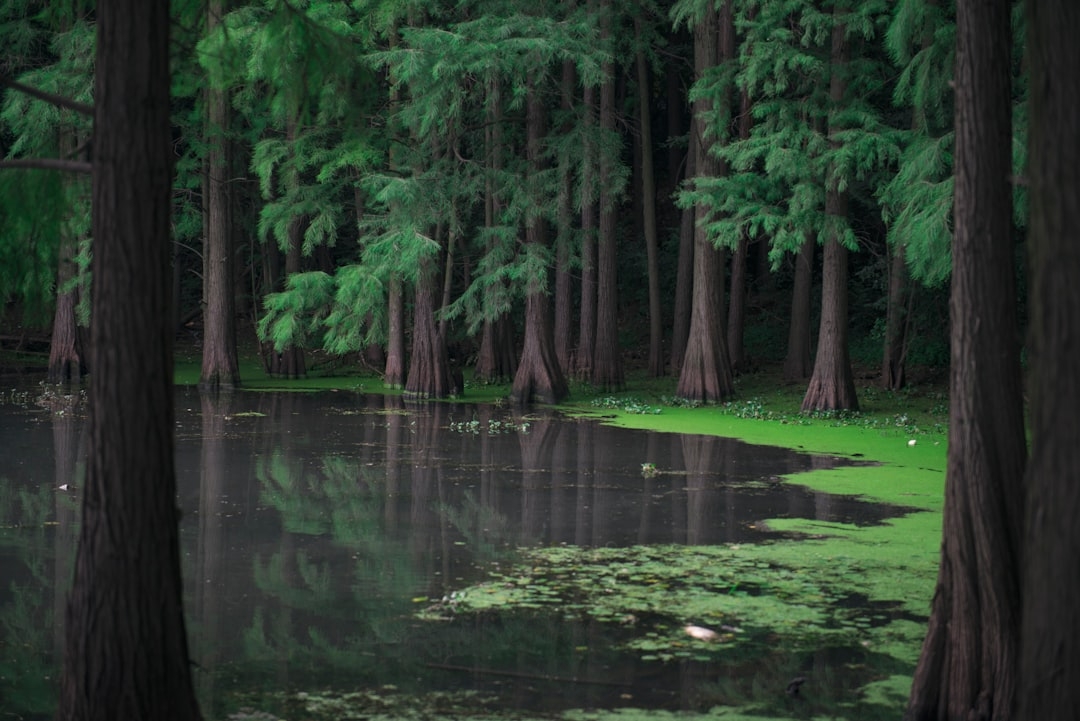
[0,387,907,719]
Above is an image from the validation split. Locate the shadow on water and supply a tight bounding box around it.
[0,388,919,719]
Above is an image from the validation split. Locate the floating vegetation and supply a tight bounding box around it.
[420,542,931,666]
[447,416,531,436]
[591,396,663,415]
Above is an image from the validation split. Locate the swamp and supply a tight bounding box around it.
[0,372,947,721]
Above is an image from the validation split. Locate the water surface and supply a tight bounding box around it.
[0,387,910,718]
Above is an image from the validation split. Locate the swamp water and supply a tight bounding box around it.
[0,387,923,720]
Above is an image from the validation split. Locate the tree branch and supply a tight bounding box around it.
[0,158,92,173]
[0,76,94,116]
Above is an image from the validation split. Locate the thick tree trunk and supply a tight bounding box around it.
[636,21,663,378]
[512,88,568,406]
[675,1,734,403]
[783,234,815,381]
[56,0,202,717]
[1018,1,1080,718]
[200,0,240,391]
[802,13,857,412]
[905,1,1024,718]
[405,259,453,399]
[48,282,83,385]
[575,84,597,382]
[384,274,405,388]
[592,6,623,392]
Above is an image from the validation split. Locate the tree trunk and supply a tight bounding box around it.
[905,0,1024,718]
[475,79,516,384]
[512,87,568,406]
[48,131,85,385]
[592,2,623,392]
[726,90,752,375]
[405,258,453,399]
[384,274,406,388]
[636,19,663,378]
[575,84,597,382]
[783,234,815,381]
[675,1,734,403]
[554,60,575,375]
[669,126,695,376]
[801,12,857,412]
[1018,1,1080,717]
[882,243,909,390]
[199,0,240,391]
[56,0,202,717]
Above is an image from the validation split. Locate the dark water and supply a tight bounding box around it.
[0,387,909,719]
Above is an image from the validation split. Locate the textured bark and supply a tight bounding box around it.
[405,259,453,399]
[636,21,663,378]
[56,0,202,717]
[199,0,240,392]
[882,244,909,390]
[384,274,405,388]
[1018,1,1080,718]
[801,13,857,412]
[783,235,814,381]
[675,1,734,403]
[575,84,597,381]
[669,127,694,376]
[726,91,752,375]
[48,131,85,386]
[512,88,568,406]
[905,1,1024,718]
[475,81,516,384]
[554,60,575,374]
[592,4,623,392]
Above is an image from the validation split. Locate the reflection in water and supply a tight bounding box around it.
[0,389,904,718]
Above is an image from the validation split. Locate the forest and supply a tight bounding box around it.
[0,0,967,407]
[1,1,1078,720]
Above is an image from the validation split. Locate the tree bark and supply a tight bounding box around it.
[592,1,623,392]
[726,89,753,375]
[675,0,734,403]
[882,243,909,390]
[575,84,598,382]
[905,0,1024,718]
[48,129,86,385]
[669,123,695,376]
[56,0,202,717]
[801,11,858,412]
[384,274,406,388]
[554,60,575,375]
[199,0,240,392]
[636,19,663,378]
[783,234,815,381]
[405,258,453,399]
[1018,1,1080,717]
[512,87,568,405]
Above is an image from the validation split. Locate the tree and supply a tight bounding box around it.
[591,0,624,392]
[56,0,202,718]
[673,0,735,404]
[801,3,858,412]
[904,0,1026,718]
[199,0,241,391]
[511,86,569,405]
[1017,0,1080,716]
[635,13,664,377]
